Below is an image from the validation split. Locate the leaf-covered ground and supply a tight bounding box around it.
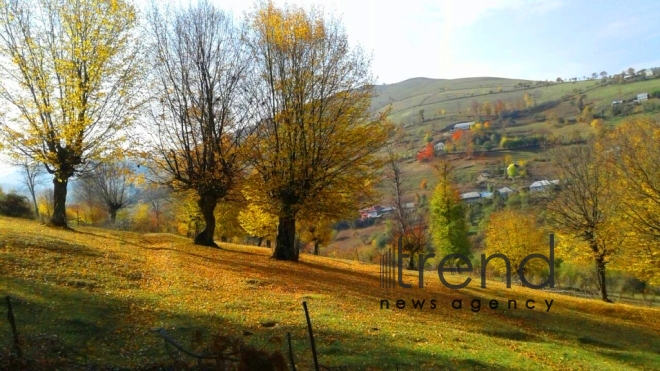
[1,216,659,370]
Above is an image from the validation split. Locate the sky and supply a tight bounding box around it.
[2,0,660,185]
[182,0,660,84]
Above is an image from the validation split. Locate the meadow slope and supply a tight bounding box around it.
[1,216,660,370]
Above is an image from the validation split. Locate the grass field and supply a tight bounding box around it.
[2,216,660,370]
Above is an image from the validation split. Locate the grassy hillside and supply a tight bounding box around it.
[2,216,660,370]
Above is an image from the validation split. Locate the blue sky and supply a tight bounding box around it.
[189,0,660,84]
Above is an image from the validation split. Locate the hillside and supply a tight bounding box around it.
[1,216,660,370]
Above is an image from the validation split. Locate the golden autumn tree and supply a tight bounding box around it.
[144,1,252,246]
[238,204,278,248]
[608,118,660,285]
[0,0,142,227]
[544,140,628,302]
[485,209,547,278]
[298,216,334,255]
[244,2,393,261]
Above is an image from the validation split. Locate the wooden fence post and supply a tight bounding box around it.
[6,296,22,358]
[302,301,319,371]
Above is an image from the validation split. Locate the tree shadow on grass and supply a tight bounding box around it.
[1,277,533,371]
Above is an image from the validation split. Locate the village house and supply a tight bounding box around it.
[450,122,475,133]
[529,179,560,192]
[496,186,516,198]
[460,191,481,203]
[360,205,394,219]
[634,93,649,103]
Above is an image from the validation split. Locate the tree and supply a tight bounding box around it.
[600,71,608,78]
[609,118,660,284]
[386,147,430,269]
[299,217,333,255]
[72,174,105,225]
[485,209,547,277]
[243,2,393,260]
[523,92,534,108]
[0,0,142,227]
[429,159,471,264]
[627,67,636,76]
[506,163,519,179]
[0,192,33,218]
[84,161,136,222]
[544,141,626,302]
[591,72,598,79]
[238,203,278,248]
[417,143,434,162]
[144,185,172,232]
[144,0,252,246]
[418,109,425,123]
[15,159,45,218]
[556,77,563,82]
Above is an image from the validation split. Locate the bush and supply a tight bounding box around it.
[0,192,33,218]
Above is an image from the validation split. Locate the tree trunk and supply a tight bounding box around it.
[193,195,218,247]
[595,255,612,303]
[258,237,264,247]
[30,192,39,218]
[273,213,298,261]
[266,240,271,249]
[313,241,320,255]
[50,177,69,228]
[109,207,119,223]
[407,254,416,270]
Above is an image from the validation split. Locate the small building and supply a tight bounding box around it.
[404,202,415,209]
[646,70,654,77]
[529,179,560,192]
[451,122,475,132]
[497,186,516,198]
[434,142,445,152]
[460,191,481,203]
[635,93,649,102]
[611,100,623,106]
[479,191,493,199]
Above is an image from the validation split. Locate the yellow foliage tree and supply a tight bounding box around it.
[485,209,547,280]
[244,2,393,260]
[608,118,660,284]
[298,217,334,255]
[0,0,142,227]
[238,204,278,248]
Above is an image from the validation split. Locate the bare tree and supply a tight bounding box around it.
[386,146,430,270]
[73,175,102,225]
[15,159,45,217]
[86,161,136,223]
[144,0,251,247]
[144,185,172,231]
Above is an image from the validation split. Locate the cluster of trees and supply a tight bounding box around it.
[0,0,393,261]
[485,118,660,301]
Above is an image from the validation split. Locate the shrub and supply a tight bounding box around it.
[0,192,33,218]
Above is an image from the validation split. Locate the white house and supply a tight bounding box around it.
[646,70,654,77]
[434,142,445,152]
[529,179,560,192]
[635,93,649,102]
[452,122,475,132]
[611,100,623,106]
[460,191,481,203]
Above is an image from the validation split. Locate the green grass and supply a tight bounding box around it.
[1,216,660,370]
